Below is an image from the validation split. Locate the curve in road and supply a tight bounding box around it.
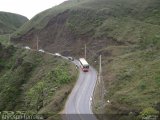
[63,60,98,120]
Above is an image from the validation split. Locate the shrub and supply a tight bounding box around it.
[54,66,72,84]
[139,81,146,91]
[140,107,159,118]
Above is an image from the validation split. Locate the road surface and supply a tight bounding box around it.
[63,60,98,120]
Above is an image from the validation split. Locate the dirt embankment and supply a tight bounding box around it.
[11,10,123,58]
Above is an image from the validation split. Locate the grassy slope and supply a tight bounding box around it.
[107,49,160,109]
[12,0,160,49]
[96,46,160,119]
[0,34,10,45]
[11,0,160,119]
[0,11,28,34]
[0,44,77,119]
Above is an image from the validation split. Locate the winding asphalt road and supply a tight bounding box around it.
[28,48,98,120]
[63,60,98,120]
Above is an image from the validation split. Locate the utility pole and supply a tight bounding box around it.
[8,34,10,45]
[99,54,104,107]
[99,55,102,83]
[85,44,86,59]
[36,35,39,50]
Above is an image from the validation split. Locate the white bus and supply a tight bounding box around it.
[79,58,89,72]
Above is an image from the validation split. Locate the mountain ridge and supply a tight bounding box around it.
[0,11,28,34]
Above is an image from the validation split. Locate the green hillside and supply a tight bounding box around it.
[0,11,28,34]
[10,0,160,119]
[0,43,77,119]
[12,0,160,49]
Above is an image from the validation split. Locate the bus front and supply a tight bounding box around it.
[82,65,89,72]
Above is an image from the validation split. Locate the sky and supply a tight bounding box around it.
[0,0,66,19]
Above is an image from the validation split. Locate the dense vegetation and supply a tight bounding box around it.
[9,0,160,119]
[0,11,28,34]
[0,43,77,119]
[0,34,10,45]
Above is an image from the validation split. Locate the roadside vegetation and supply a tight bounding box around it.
[97,46,160,120]
[0,43,77,119]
